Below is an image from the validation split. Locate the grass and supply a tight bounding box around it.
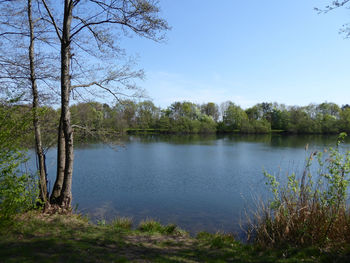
[0,211,349,262]
[137,219,185,235]
[111,217,133,230]
[247,135,350,250]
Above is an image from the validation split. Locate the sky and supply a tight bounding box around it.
[117,0,350,109]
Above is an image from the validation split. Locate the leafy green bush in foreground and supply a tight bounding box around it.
[250,132,350,248]
[0,102,39,225]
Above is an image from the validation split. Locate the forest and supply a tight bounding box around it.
[2,100,350,143]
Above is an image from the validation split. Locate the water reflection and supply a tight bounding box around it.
[114,133,348,147]
[31,134,350,236]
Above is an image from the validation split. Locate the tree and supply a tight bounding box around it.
[288,106,319,134]
[119,100,138,129]
[340,107,350,132]
[168,101,200,121]
[259,102,273,123]
[71,102,104,136]
[223,102,248,130]
[200,102,219,122]
[136,100,160,129]
[40,0,169,209]
[0,0,59,204]
[245,105,261,121]
[28,0,49,204]
[271,108,289,131]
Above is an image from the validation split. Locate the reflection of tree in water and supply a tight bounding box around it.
[269,134,350,148]
[73,134,350,149]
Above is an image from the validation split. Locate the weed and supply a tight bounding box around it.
[97,219,106,226]
[249,133,350,248]
[111,217,133,230]
[137,219,184,235]
[138,219,163,233]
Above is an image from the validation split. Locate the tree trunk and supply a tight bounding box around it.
[58,0,74,209]
[50,117,65,204]
[28,0,48,204]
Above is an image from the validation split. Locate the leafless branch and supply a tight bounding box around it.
[41,0,62,41]
[315,0,350,13]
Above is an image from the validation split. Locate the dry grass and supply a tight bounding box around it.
[246,135,350,249]
[248,146,350,249]
[247,196,350,249]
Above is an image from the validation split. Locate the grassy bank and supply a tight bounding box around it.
[0,211,348,263]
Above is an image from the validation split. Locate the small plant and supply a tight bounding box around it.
[163,223,177,234]
[111,217,133,230]
[0,151,40,226]
[250,133,350,248]
[137,219,182,235]
[138,219,163,233]
[97,219,106,226]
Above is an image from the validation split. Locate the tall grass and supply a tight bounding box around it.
[248,133,350,248]
[138,219,186,235]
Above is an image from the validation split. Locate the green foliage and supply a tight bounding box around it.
[340,108,350,133]
[253,133,350,248]
[196,232,236,249]
[111,217,133,230]
[241,119,271,134]
[10,100,350,140]
[0,102,40,225]
[223,102,248,130]
[97,219,106,226]
[138,219,164,233]
[200,102,219,122]
[0,168,39,224]
[199,114,217,133]
[3,212,346,263]
[137,219,183,235]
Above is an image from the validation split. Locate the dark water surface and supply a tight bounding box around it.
[35,134,350,235]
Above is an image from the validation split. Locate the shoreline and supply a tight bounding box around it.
[1,211,348,262]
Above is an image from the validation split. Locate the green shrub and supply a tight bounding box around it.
[250,133,350,248]
[138,219,163,233]
[0,102,39,226]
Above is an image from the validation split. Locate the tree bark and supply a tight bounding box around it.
[50,116,65,204]
[28,0,48,204]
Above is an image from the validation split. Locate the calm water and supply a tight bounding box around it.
[32,134,350,235]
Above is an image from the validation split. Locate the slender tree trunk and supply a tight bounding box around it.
[28,0,48,204]
[50,117,65,204]
[58,0,74,209]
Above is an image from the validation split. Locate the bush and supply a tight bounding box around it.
[0,102,39,226]
[249,133,350,248]
[0,159,39,223]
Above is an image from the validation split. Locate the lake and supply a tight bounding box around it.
[33,134,350,236]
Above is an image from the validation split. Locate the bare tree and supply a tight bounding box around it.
[0,0,59,204]
[40,0,169,209]
[28,0,48,203]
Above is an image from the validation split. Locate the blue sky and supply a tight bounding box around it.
[119,0,350,109]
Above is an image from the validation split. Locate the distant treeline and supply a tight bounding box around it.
[3,101,350,140]
[70,100,350,135]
